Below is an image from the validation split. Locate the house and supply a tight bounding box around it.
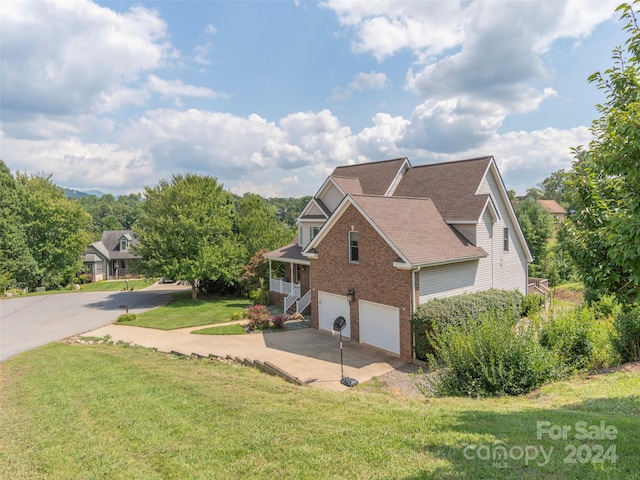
[264,156,532,360]
[537,199,567,222]
[83,230,141,281]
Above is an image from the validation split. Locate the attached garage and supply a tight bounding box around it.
[318,291,350,338]
[358,300,400,355]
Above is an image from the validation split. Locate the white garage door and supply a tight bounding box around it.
[359,300,400,355]
[318,291,350,338]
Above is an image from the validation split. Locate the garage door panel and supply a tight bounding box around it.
[359,300,400,355]
[318,291,350,338]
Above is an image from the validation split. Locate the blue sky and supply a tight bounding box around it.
[0,0,626,197]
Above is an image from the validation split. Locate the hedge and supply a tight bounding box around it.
[410,289,524,360]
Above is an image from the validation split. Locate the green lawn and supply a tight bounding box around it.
[80,278,156,292]
[1,343,638,479]
[123,294,250,330]
[192,323,246,335]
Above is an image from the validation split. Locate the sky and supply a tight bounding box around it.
[0,0,628,198]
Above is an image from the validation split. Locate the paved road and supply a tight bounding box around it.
[0,283,188,362]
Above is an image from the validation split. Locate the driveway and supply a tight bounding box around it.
[0,282,188,362]
[86,322,407,391]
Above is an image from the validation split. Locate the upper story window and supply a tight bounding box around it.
[310,226,319,241]
[349,231,359,263]
[503,227,509,252]
[120,238,128,251]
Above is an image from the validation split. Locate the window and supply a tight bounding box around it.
[503,227,509,252]
[120,238,128,251]
[121,260,126,269]
[310,226,319,240]
[349,231,359,263]
[298,226,303,245]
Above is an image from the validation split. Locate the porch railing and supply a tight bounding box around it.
[528,277,551,301]
[296,289,311,314]
[270,278,297,295]
[284,284,301,313]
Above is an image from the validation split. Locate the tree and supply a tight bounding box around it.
[561,2,640,303]
[16,171,92,289]
[236,193,294,263]
[0,161,37,291]
[515,198,554,276]
[537,170,570,206]
[134,174,245,300]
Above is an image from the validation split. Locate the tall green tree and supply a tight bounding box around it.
[16,172,92,289]
[134,174,245,300]
[561,2,640,303]
[236,193,294,263]
[515,198,554,277]
[0,161,37,291]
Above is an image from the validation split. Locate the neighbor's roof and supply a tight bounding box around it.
[537,199,567,214]
[331,157,408,195]
[392,156,493,223]
[98,230,141,260]
[263,236,310,264]
[349,194,487,266]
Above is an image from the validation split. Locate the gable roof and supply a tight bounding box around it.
[305,194,487,267]
[331,157,408,195]
[392,156,492,223]
[537,199,566,215]
[97,230,141,260]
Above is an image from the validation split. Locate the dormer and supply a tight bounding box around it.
[119,233,133,252]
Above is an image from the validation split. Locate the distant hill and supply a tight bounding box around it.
[64,188,105,199]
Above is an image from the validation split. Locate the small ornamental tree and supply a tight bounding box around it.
[562,2,640,304]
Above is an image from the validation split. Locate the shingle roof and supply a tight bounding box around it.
[331,157,407,195]
[537,199,566,214]
[99,230,141,260]
[391,156,493,222]
[331,176,363,195]
[350,195,487,266]
[263,236,309,263]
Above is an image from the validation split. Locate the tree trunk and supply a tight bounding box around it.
[191,283,198,301]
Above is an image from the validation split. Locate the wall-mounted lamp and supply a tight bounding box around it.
[347,288,355,303]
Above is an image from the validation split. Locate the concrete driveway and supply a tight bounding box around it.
[86,322,407,391]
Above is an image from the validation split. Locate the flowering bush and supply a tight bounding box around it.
[271,315,287,329]
[247,304,271,330]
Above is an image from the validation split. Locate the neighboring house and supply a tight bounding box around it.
[264,156,532,360]
[83,230,141,281]
[537,199,567,222]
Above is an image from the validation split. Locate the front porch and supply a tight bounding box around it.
[264,237,312,315]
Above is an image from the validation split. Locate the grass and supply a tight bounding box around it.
[191,323,246,335]
[79,279,156,292]
[1,343,638,480]
[123,294,251,330]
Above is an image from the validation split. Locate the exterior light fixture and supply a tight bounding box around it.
[347,288,355,303]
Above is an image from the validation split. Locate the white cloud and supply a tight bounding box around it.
[204,24,218,35]
[1,0,177,121]
[146,75,226,102]
[332,71,389,100]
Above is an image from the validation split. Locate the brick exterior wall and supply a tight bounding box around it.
[310,205,414,359]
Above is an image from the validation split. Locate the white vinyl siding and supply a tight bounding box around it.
[318,291,350,338]
[321,184,345,212]
[299,221,325,248]
[359,300,400,354]
[478,168,527,293]
[419,261,482,303]
[451,224,476,245]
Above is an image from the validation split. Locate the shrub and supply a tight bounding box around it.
[230,310,248,321]
[612,306,640,362]
[410,289,524,360]
[247,304,271,330]
[249,278,269,305]
[117,313,137,322]
[271,315,287,329]
[428,313,560,397]
[521,293,545,317]
[539,305,619,371]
